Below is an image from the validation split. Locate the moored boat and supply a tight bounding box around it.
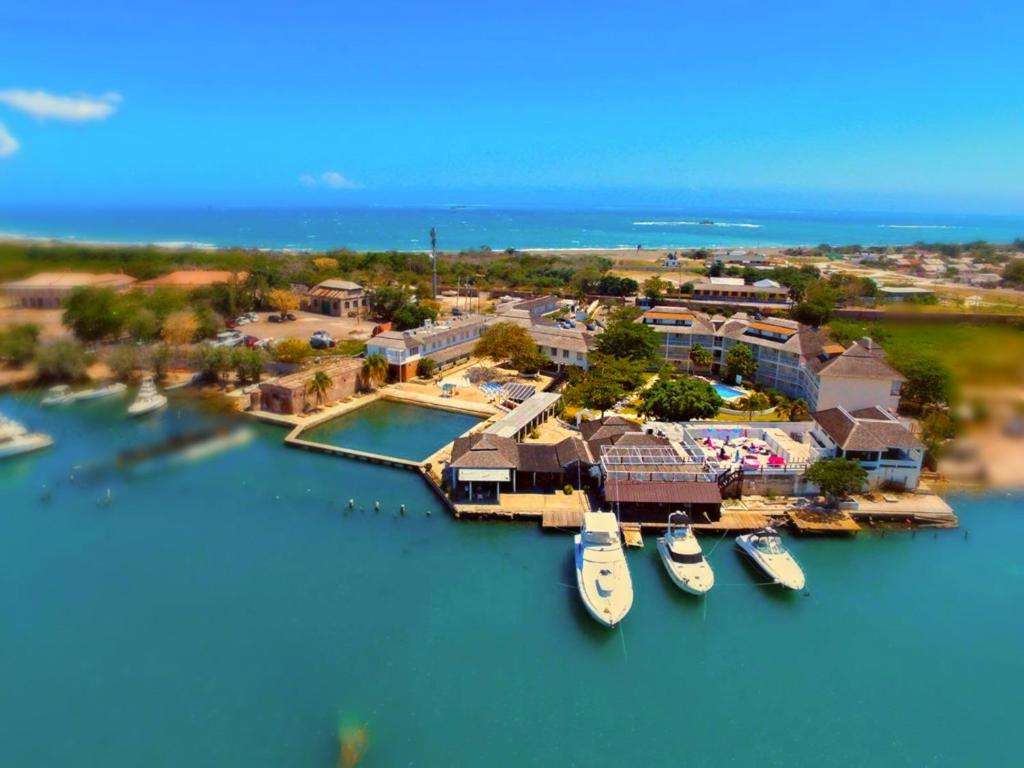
[735,527,806,590]
[127,377,168,417]
[72,382,128,402]
[41,385,75,406]
[657,511,714,595]
[574,511,634,627]
[0,413,53,459]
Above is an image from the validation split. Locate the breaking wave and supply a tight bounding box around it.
[878,224,958,230]
[632,220,762,228]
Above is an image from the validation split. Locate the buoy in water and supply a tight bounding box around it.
[348,498,355,509]
[374,500,380,512]
[400,504,406,514]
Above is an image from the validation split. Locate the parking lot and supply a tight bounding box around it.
[230,310,377,347]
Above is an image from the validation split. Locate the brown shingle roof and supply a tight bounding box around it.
[449,433,519,469]
[604,480,722,505]
[816,338,904,381]
[812,407,923,452]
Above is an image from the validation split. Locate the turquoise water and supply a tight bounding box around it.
[1,393,1022,766]
[1,206,1022,250]
[301,401,481,461]
[713,383,746,400]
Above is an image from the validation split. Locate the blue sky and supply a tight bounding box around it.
[0,0,1022,212]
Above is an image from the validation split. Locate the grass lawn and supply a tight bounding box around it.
[830,320,1024,388]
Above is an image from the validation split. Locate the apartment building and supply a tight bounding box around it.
[639,307,904,411]
[365,315,487,381]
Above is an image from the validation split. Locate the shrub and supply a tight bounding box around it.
[417,357,437,378]
[0,323,40,366]
[272,338,310,364]
[107,344,141,382]
[35,339,88,383]
[563,484,574,495]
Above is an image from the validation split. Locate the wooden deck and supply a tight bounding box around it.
[787,509,861,535]
[621,523,644,548]
[691,511,774,533]
[541,506,585,530]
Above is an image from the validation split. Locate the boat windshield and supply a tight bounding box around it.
[753,536,783,554]
[668,549,704,565]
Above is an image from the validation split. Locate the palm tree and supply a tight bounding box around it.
[361,353,389,390]
[306,369,333,410]
[689,342,712,374]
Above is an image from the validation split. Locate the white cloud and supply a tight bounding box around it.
[299,171,358,189]
[0,89,122,121]
[0,123,18,157]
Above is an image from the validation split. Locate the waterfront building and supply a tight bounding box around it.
[639,307,904,411]
[809,406,925,490]
[2,271,136,308]
[365,315,486,382]
[306,279,366,316]
[687,277,792,309]
[136,270,248,292]
[256,358,363,414]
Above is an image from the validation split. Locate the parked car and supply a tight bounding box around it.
[310,333,336,350]
[269,314,283,324]
[241,312,258,322]
[255,337,276,350]
[213,330,244,348]
[242,335,259,347]
[234,316,252,326]
[284,312,297,321]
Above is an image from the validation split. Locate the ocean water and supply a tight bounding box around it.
[1,206,1022,252]
[1,393,1022,767]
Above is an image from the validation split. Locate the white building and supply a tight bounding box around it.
[810,406,925,490]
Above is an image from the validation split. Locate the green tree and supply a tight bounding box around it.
[919,410,959,467]
[108,344,141,382]
[793,283,838,327]
[1002,259,1024,287]
[192,306,222,340]
[803,457,868,506]
[688,342,712,372]
[642,276,669,304]
[474,322,537,362]
[370,286,410,321]
[233,347,265,385]
[416,357,437,378]
[639,377,723,421]
[392,303,438,331]
[594,316,659,362]
[63,286,126,341]
[789,398,810,421]
[191,345,234,383]
[35,339,88,383]
[738,391,771,419]
[724,343,758,383]
[0,323,40,366]
[126,308,160,343]
[149,344,172,380]
[306,369,334,409]
[897,354,954,411]
[361,353,389,389]
[510,347,549,374]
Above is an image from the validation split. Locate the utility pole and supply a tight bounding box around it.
[430,226,438,300]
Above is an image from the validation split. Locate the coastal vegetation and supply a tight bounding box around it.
[803,458,869,506]
[306,369,333,409]
[562,353,648,415]
[361,353,389,389]
[474,322,547,372]
[34,338,88,382]
[639,374,722,421]
[593,311,659,363]
[724,343,758,383]
[0,323,40,366]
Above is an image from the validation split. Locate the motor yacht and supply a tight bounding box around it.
[72,382,128,402]
[735,527,806,590]
[0,413,53,459]
[657,511,714,595]
[127,377,168,417]
[574,511,634,627]
[41,384,75,406]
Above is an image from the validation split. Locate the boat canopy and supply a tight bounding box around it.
[583,512,619,545]
[667,549,704,565]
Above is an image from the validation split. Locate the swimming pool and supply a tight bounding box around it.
[713,383,746,400]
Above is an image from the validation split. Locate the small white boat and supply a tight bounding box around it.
[0,413,53,458]
[574,511,634,627]
[735,527,806,590]
[41,384,75,406]
[127,377,168,417]
[72,382,128,402]
[657,511,714,595]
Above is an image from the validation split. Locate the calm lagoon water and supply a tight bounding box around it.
[301,401,481,461]
[1,393,1021,766]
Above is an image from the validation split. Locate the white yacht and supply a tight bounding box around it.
[41,384,75,406]
[657,511,714,595]
[127,377,168,417]
[73,382,128,402]
[0,414,53,459]
[735,527,806,590]
[574,511,634,627]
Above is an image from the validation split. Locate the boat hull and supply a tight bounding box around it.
[736,538,806,590]
[656,538,714,595]
[127,396,168,417]
[574,535,633,627]
[0,434,53,459]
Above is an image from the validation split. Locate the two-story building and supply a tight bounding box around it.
[687,277,792,309]
[365,315,487,381]
[809,406,925,490]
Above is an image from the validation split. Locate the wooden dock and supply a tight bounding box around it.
[691,511,775,533]
[787,509,861,535]
[541,506,584,530]
[621,523,644,548]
